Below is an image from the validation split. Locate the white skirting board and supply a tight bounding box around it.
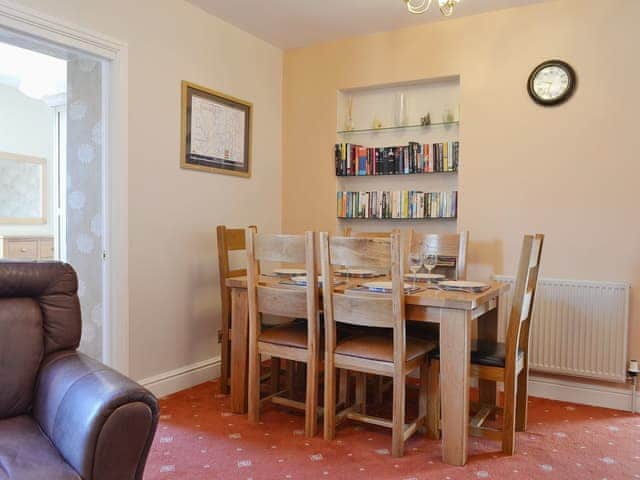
[529,374,636,412]
[138,358,637,412]
[139,356,221,398]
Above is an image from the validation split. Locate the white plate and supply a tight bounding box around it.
[362,281,413,291]
[404,273,445,281]
[291,275,321,284]
[439,280,489,290]
[291,275,341,286]
[273,268,306,276]
[335,268,378,277]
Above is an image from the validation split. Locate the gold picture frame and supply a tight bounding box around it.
[181,81,252,178]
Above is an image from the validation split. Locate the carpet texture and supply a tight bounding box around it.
[145,380,639,479]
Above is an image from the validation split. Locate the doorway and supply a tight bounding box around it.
[0,30,107,361]
[0,3,130,374]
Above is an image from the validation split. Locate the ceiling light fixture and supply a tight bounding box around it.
[403,0,461,16]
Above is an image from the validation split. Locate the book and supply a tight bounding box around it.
[337,190,458,219]
[334,141,459,176]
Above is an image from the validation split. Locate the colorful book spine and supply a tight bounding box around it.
[337,191,458,219]
[334,141,459,177]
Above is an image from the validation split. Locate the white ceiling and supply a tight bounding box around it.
[0,41,66,100]
[187,0,550,49]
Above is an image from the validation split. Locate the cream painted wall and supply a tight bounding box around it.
[283,0,640,362]
[15,0,283,380]
[0,84,55,237]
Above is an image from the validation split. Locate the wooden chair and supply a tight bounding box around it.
[406,230,469,280]
[343,227,399,238]
[246,229,321,437]
[217,225,255,394]
[320,232,436,457]
[405,230,470,345]
[427,234,544,455]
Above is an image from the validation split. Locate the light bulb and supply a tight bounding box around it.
[438,0,460,16]
[405,0,432,14]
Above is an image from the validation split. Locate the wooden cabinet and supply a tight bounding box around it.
[0,236,55,260]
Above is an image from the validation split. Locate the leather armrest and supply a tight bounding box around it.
[33,351,159,480]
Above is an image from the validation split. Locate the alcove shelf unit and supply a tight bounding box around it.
[335,76,460,235]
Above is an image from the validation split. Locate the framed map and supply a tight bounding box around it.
[181,81,252,177]
[0,151,46,224]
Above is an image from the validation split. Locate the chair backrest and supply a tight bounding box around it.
[406,230,469,280]
[505,234,544,367]
[0,261,81,419]
[217,225,255,281]
[343,227,399,239]
[246,229,319,348]
[320,233,406,365]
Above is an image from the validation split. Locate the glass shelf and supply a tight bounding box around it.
[337,170,457,178]
[337,121,459,135]
[337,217,457,221]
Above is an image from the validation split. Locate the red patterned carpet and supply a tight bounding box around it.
[145,380,640,479]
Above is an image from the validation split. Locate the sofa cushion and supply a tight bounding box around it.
[0,298,43,419]
[0,415,80,480]
[0,262,81,355]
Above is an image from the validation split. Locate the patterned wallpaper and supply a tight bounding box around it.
[67,57,104,360]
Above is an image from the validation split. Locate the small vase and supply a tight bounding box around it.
[344,96,355,131]
[395,92,409,126]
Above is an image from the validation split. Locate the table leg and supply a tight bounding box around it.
[439,308,471,466]
[477,293,503,410]
[230,288,249,414]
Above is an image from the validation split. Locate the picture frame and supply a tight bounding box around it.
[0,151,46,225]
[181,81,252,177]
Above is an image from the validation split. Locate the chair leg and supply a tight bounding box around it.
[305,355,319,437]
[220,325,231,394]
[271,357,281,394]
[338,369,348,407]
[286,360,295,399]
[375,375,384,404]
[391,372,406,457]
[248,347,261,424]
[516,368,529,432]
[426,360,440,440]
[324,359,336,441]
[355,373,367,415]
[419,361,428,427]
[502,371,517,455]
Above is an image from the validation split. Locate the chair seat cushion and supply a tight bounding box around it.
[0,415,80,480]
[259,322,308,348]
[335,335,436,363]
[430,340,524,368]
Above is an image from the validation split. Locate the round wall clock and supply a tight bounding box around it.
[527,60,576,106]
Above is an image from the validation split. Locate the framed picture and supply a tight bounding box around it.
[0,151,46,224]
[181,81,252,177]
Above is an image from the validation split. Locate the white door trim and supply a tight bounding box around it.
[0,0,131,375]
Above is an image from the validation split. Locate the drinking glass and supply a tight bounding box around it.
[423,252,438,277]
[408,252,421,287]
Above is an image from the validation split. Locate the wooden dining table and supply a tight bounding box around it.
[225,275,508,466]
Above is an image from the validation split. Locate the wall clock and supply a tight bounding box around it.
[527,60,576,106]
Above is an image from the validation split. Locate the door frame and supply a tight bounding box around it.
[0,0,131,374]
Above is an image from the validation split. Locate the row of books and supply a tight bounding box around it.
[334,141,459,177]
[337,191,458,219]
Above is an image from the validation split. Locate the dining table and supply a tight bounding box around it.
[225,274,509,466]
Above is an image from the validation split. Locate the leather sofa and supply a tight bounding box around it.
[0,261,159,479]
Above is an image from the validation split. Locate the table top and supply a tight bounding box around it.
[226,275,507,311]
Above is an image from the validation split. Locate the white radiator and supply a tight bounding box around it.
[493,276,630,383]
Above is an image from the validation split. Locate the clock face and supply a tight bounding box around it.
[528,60,576,106]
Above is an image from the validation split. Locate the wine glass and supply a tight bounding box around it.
[408,252,422,287]
[423,252,438,279]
